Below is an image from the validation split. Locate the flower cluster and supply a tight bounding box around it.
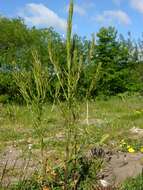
[120,139,143,153]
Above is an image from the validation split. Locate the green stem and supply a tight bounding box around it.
[86,99,89,126]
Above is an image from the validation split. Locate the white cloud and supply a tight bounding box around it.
[19,3,66,31]
[66,4,86,16]
[74,4,86,16]
[95,10,131,25]
[130,0,143,13]
[66,1,95,17]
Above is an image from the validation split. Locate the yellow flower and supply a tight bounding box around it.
[128,147,135,153]
[127,145,131,149]
[140,147,143,153]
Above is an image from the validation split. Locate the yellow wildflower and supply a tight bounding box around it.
[128,147,135,153]
[140,147,143,153]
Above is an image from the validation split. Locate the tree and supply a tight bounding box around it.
[95,26,136,95]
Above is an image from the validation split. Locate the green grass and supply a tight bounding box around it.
[1,94,143,153]
[120,174,143,190]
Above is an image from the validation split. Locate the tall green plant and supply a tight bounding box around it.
[13,50,49,175]
[86,34,102,125]
[48,0,83,189]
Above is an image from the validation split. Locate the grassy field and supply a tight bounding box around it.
[1,94,143,151]
[1,94,143,189]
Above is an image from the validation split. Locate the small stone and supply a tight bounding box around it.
[100,179,110,187]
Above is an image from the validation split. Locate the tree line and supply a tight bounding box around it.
[0,17,143,103]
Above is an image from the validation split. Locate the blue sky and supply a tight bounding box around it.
[1,0,143,39]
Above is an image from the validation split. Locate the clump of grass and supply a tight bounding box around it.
[120,174,143,190]
[10,178,41,190]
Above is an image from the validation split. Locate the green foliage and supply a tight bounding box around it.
[47,157,103,190]
[13,49,51,177]
[10,179,41,190]
[0,94,10,104]
[120,174,143,190]
[95,27,137,95]
[14,50,49,105]
[0,14,143,101]
[0,71,19,101]
[9,156,103,190]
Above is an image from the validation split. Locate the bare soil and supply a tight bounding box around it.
[101,151,143,187]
